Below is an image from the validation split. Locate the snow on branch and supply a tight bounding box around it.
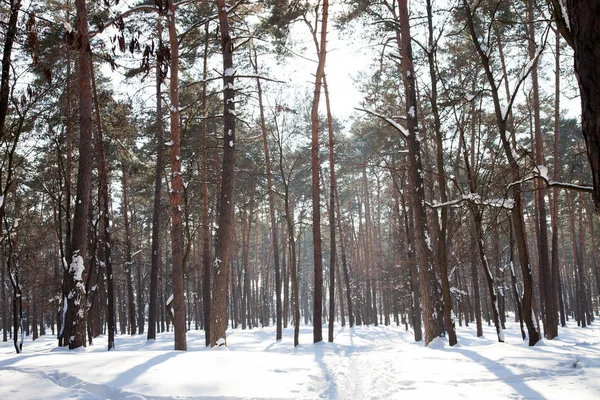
[356,108,409,139]
[429,192,515,210]
[531,165,593,193]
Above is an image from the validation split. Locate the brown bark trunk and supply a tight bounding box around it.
[252,46,282,341]
[564,1,600,212]
[334,184,354,328]
[91,64,115,350]
[527,0,557,340]
[148,17,164,342]
[62,0,94,350]
[425,0,456,346]
[210,0,236,347]
[463,0,540,345]
[324,75,336,342]
[306,1,329,344]
[399,0,443,346]
[551,29,564,330]
[0,0,19,140]
[167,2,186,351]
[122,166,137,335]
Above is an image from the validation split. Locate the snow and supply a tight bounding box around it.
[1,322,599,399]
[408,106,415,118]
[69,254,84,281]
[536,165,549,181]
[224,67,235,77]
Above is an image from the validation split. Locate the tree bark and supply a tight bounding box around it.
[166,2,186,351]
[62,0,94,350]
[399,0,443,346]
[552,1,600,212]
[147,16,165,342]
[122,166,137,335]
[210,0,236,347]
[527,0,557,340]
[324,75,336,342]
[463,0,540,345]
[252,45,282,341]
[307,1,329,344]
[91,64,116,350]
[425,0,456,346]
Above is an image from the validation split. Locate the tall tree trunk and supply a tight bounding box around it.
[463,0,540,345]
[551,28,564,331]
[91,65,115,350]
[425,0,456,346]
[147,17,164,342]
[62,0,94,350]
[306,1,329,344]
[334,184,354,328]
[551,1,600,212]
[324,75,336,342]
[167,2,186,351]
[399,0,443,346]
[527,0,556,340]
[122,166,137,335]
[252,46,282,341]
[0,0,19,141]
[210,0,236,347]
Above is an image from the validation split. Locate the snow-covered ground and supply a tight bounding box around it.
[1,320,599,399]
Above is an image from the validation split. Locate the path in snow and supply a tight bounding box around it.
[1,320,599,399]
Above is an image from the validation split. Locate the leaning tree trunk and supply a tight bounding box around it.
[210,0,236,348]
[62,0,94,350]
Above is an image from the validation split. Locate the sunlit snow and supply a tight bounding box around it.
[1,321,599,399]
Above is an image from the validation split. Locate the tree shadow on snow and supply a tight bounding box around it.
[453,348,545,399]
[107,351,182,388]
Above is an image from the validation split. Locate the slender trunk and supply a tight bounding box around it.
[253,46,282,341]
[425,0,456,346]
[167,2,186,351]
[148,18,164,342]
[306,1,329,344]
[527,0,556,340]
[399,0,442,346]
[551,28,563,332]
[122,166,137,335]
[324,75,336,342]
[334,184,354,327]
[463,0,540,345]
[91,65,115,350]
[210,1,236,347]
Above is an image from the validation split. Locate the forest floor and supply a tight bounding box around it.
[0,319,599,399]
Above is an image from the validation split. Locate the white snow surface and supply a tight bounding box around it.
[1,321,599,399]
